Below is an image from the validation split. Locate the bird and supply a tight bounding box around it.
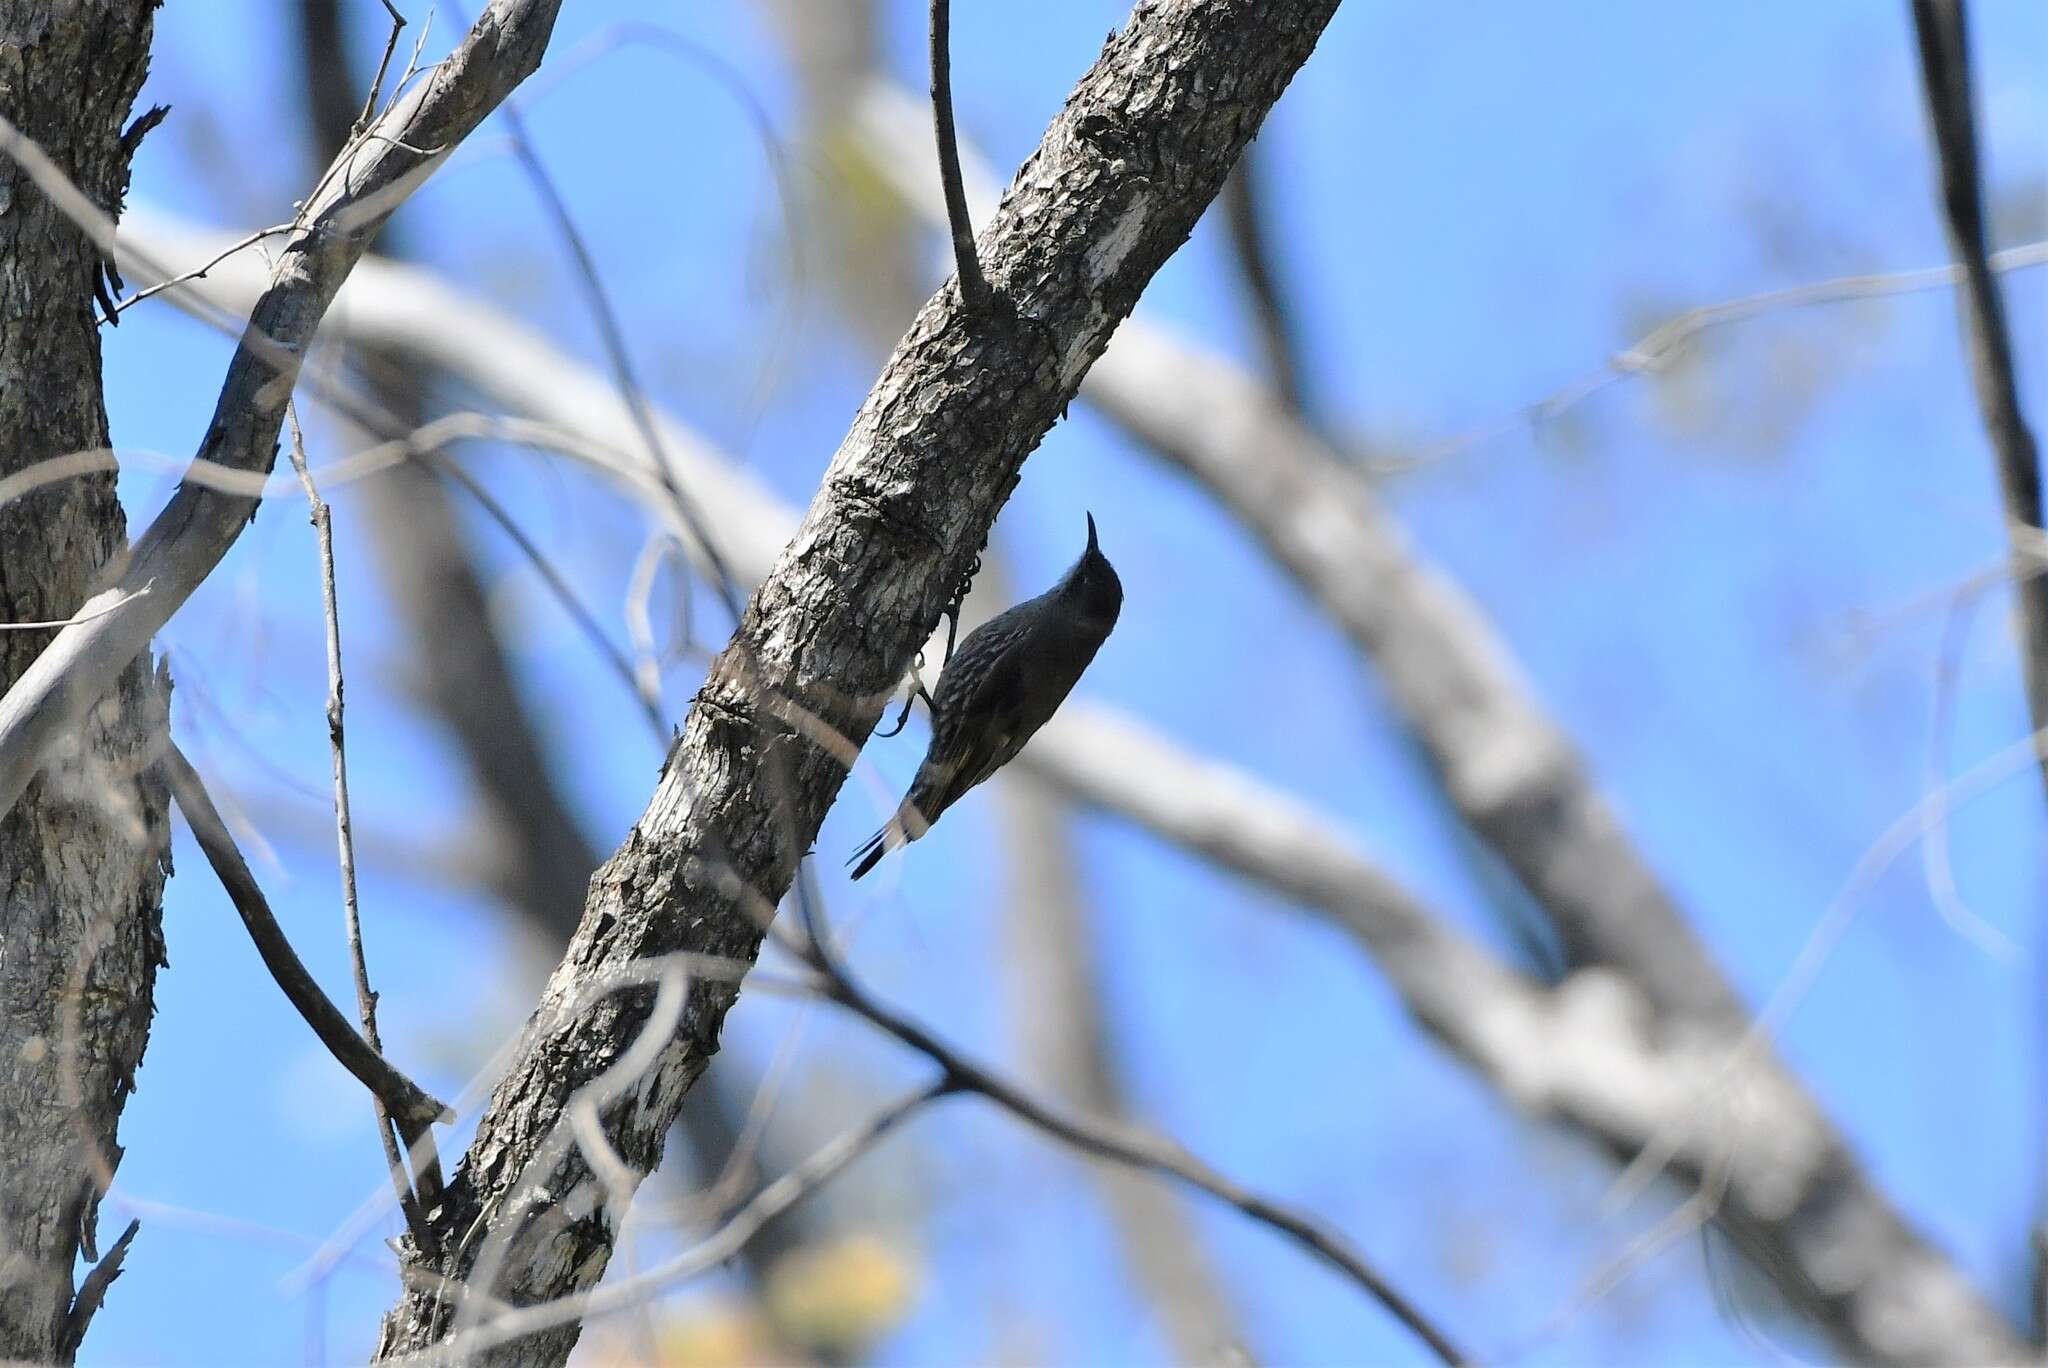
[849,513,1122,879]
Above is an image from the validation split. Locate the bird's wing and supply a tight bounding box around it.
[912,623,1035,820]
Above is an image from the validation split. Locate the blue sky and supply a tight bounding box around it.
[70,1,2048,1363]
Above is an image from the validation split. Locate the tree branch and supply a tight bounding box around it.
[366,3,1344,1361]
[928,0,989,313]
[284,403,445,1251]
[160,741,451,1133]
[1219,145,1310,417]
[0,0,568,822]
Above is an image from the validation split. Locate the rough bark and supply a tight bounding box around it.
[0,3,171,1360]
[370,4,1341,1360]
[0,0,566,823]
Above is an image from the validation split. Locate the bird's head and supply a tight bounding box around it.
[1061,512,1123,630]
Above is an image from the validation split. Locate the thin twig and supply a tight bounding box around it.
[796,933,1470,1367]
[1403,238,2048,473]
[928,0,988,312]
[429,454,666,739]
[96,222,295,327]
[1909,0,2048,790]
[357,1,411,136]
[287,404,446,1251]
[159,740,450,1129]
[487,74,748,624]
[0,582,154,631]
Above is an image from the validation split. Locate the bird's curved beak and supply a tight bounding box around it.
[1085,511,1099,556]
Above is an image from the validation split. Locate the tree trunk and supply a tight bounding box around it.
[0,3,171,1361]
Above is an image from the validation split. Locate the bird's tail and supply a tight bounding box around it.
[846,796,932,880]
[846,819,900,881]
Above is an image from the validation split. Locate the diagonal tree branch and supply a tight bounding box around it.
[1219,144,1312,420]
[0,0,567,823]
[160,742,450,1132]
[367,3,1345,1361]
[850,75,1739,1021]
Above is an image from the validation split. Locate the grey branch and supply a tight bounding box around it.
[365,3,1344,1362]
[129,201,2026,1362]
[1094,312,1743,1021]
[0,0,567,823]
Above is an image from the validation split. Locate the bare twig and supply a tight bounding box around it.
[428,454,666,738]
[159,741,450,1130]
[928,0,988,312]
[484,53,747,623]
[359,1,412,136]
[286,405,445,1251]
[0,583,154,632]
[998,769,1255,1364]
[790,923,1468,1367]
[1411,237,2048,472]
[96,222,295,327]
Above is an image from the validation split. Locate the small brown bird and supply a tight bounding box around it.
[850,514,1122,879]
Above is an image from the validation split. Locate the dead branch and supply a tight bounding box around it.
[160,741,450,1131]
[284,404,445,1251]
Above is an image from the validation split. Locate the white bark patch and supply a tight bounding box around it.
[1060,196,1154,387]
[1084,195,1150,290]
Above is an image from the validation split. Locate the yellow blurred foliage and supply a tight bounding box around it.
[763,1234,919,1356]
